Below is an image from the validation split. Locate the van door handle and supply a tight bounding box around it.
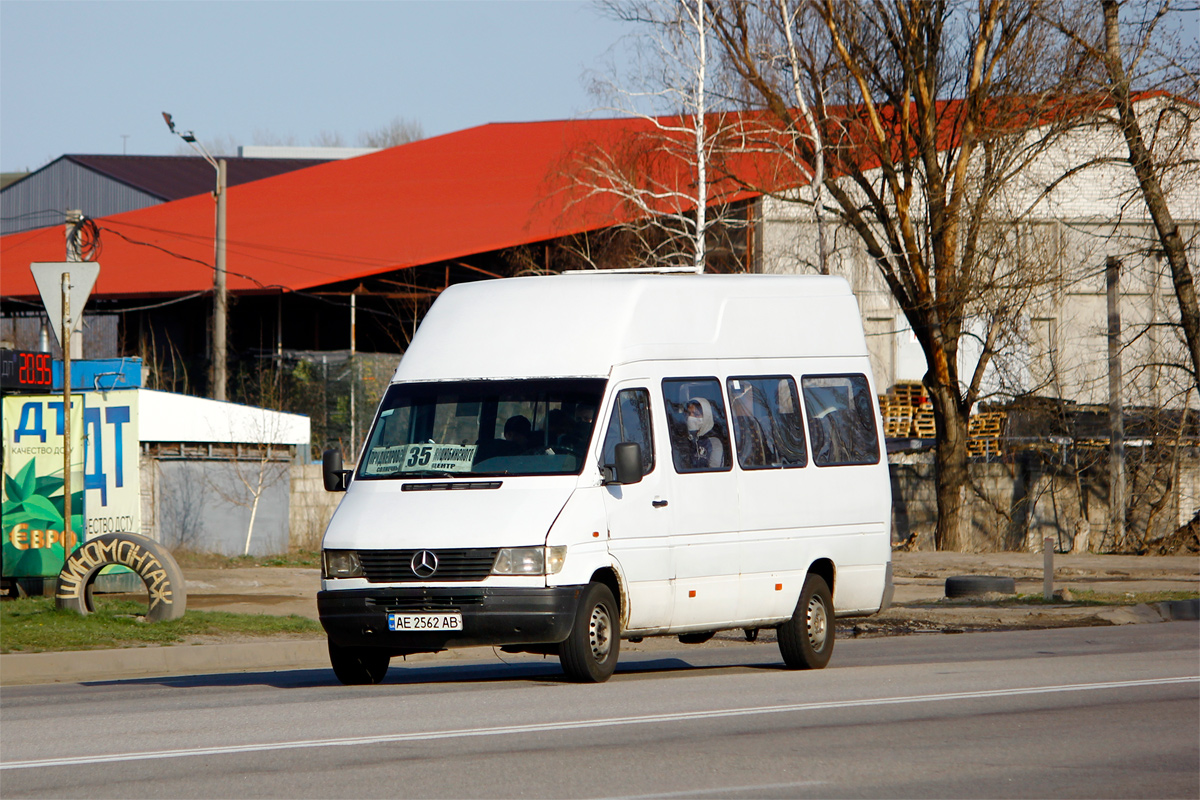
[652,499,669,508]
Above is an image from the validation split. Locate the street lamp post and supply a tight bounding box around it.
[163,112,228,402]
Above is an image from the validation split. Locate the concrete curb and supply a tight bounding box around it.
[0,639,330,686]
[1095,599,1200,626]
[0,638,470,687]
[3,599,1196,687]
[1157,599,1200,621]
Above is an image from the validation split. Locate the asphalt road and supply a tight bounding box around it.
[2,624,1196,799]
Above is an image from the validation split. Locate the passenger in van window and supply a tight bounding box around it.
[547,408,581,454]
[571,403,597,448]
[503,414,535,453]
[685,398,725,469]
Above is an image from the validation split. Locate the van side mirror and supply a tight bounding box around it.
[604,442,643,485]
[322,448,351,492]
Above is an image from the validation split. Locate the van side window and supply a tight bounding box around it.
[801,374,881,466]
[601,389,655,474]
[727,376,808,469]
[662,378,732,473]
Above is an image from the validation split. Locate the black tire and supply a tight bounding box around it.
[328,638,390,685]
[559,582,620,683]
[54,532,186,622]
[944,575,1016,598]
[778,573,834,670]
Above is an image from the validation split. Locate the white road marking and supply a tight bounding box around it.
[600,781,826,799]
[2,676,1195,771]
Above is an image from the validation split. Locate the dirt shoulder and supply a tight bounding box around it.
[176,552,1199,642]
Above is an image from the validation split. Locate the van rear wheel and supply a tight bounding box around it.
[778,573,834,670]
[559,582,620,683]
[328,639,390,685]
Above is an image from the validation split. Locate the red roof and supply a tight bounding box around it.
[1,118,761,300]
[6,92,1160,301]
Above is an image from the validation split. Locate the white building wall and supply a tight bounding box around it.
[760,96,1200,407]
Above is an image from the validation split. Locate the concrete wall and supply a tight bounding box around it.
[890,450,1200,553]
[289,463,345,551]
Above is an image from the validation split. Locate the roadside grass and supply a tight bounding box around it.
[173,549,320,569]
[1019,589,1200,606]
[0,596,322,654]
[928,589,1200,607]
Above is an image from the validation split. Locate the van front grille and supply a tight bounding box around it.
[358,549,498,583]
[366,592,487,612]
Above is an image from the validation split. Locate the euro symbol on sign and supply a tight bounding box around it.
[411,550,438,578]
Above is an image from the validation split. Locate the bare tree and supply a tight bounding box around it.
[705,0,1091,550]
[1084,1,1198,386]
[312,130,348,148]
[575,0,752,271]
[358,117,425,149]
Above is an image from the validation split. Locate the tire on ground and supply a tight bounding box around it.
[559,581,620,683]
[55,532,186,622]
[778,572,834,670]
[944,575,1016,598]
[328,639,391,685]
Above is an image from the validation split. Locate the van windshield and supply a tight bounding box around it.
[357,379,606,479]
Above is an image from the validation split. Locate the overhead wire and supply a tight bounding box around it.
[3,213,449,325]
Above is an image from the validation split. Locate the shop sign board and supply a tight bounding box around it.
[82,390,141,538]
[2,395,85,578]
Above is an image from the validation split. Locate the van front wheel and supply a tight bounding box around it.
[778,573,834,670]
[328,639,390,685]
[559,582,620,683]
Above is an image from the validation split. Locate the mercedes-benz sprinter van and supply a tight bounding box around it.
[318,272,893,684]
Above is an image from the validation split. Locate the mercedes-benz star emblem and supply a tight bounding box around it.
[410,550,438,578]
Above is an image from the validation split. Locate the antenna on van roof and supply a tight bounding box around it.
[561,266,704,275]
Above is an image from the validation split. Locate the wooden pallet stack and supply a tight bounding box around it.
[898,382,937,438]
[879,382,935,439]
[881,402,914,438]
[967,411,1007,458]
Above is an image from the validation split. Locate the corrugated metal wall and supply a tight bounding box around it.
[0,312,120,358]
[1,159,162,234]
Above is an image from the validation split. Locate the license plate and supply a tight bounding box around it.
[388,612,463,632]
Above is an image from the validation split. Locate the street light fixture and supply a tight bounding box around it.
[163,111,228,402]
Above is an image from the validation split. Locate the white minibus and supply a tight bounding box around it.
[318,272,893,684]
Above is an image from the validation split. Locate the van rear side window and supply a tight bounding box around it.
[727,376,808,469]
[801,374,880,466]
[662,378,732,473]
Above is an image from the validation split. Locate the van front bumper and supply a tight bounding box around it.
[317,585,582,654]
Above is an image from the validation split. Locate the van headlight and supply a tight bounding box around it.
[492,546,567,575]
[323,549,363,579]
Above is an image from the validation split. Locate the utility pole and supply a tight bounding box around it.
[63,211,85,357]
[61,273,73,552]
[214,159,228,402]
[349,290,356,457]
[1106,256,1126,550]
[162,113,228,401]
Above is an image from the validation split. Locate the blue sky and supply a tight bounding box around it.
[0,1,632,172]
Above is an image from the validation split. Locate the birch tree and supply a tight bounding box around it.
[580,0,746,272]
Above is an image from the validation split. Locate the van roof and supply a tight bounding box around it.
[393,273,868,382]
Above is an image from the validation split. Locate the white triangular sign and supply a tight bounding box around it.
[30,262,101,349]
